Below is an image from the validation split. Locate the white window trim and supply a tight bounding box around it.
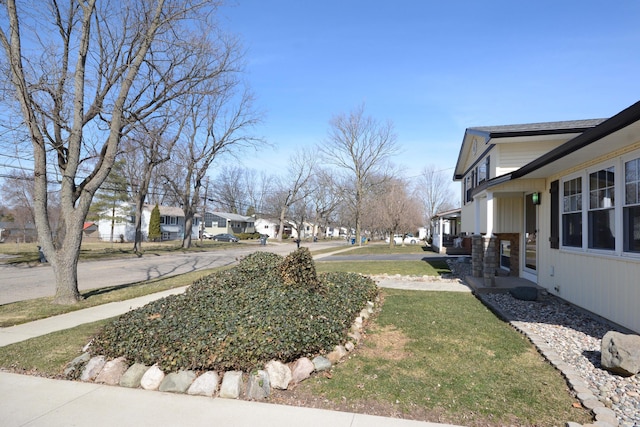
[620,150,640,258]
[560,171,585,252]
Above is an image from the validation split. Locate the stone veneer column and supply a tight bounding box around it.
[483,236,497,287]
[471,235,483,278]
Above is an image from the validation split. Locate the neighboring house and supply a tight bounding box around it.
[82,222,100,242]
[96,204,199,242]
[0,220,37,243]
[204,212,255,236]
[453,100,640,333]
[430,208,470,254]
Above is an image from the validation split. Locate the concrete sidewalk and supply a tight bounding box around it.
[0,372,461,427]
[0,287,188,347]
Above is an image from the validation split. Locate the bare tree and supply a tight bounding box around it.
[214,165,249,214]
[163,87,261,249]
[0,0,231,303]
[268,150,316,241]
[120,114,184,252]
[416,164,456,232]
[244,168,269,216]
[365,178,423,248]
[309,168,343,238]
[320,104,399,246]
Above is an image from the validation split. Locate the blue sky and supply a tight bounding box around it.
[218,0,640,180]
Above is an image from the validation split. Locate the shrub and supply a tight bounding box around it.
[279,247,323,293]
[91,251,378,372]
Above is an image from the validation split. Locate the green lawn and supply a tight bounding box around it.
[316,260,450,276]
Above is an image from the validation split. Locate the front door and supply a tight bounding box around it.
[522,193,538,282]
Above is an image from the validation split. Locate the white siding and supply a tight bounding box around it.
[495,140,565,176]
[496,197,523,233]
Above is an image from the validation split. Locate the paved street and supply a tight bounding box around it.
[0,240,351,305]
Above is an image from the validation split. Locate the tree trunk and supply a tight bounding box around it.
[51,220,84,304]
[277,206,287,242]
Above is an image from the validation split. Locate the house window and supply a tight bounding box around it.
[477,156,489,184]
[562,177,582,247]
[588,166,615,250]
[464,175,473,203]
[624,157,640,253]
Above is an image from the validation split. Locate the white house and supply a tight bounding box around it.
[453,100,640,333]
[97,203,199,242]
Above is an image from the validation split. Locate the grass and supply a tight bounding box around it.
[0,268,226,327]
[316,259,450,276]
[296,289,592,426]
[340,242,430,255]
[0,250,593,425]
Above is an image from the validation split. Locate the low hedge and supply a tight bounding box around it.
[91,249,378,372]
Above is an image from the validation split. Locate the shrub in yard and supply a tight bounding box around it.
[91,251,378,372]
[279,247,323,293]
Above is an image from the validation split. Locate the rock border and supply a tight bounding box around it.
[66,300,377,402]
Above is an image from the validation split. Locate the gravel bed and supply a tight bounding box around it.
[448,258,640,426]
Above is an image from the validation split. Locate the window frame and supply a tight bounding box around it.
[587,164,616,251]
[622,153,640,255]
[561,174,583,249]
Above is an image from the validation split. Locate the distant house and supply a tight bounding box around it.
[0,220,37,243]
[96,204,199,242]
[430,208,469,254]
[203,212,255,236]
[453,100,640,333]
[82,222,100,242]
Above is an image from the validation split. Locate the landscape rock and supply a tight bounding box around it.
[187,371,220,397]
[95,357,128,385]
[290,357,315,384]
[345,341,355,352]
[219,371,243,399]
[120,363,149,388]
[312,356,332,372]
[80,355,106,382]
[140,365,165,390]
[64,352,90,377]
[245,370,270,400]
[326,345,347,364]
[265,360,291,390]
[348,331,362,343]
[359,308,370,319]
[601,331,640,376]
[159,370,197,393]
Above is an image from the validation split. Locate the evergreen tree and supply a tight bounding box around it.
[148,204,161,241]
[88,160,130,241]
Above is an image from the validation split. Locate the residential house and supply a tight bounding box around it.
[96,204,199,242]
[254,217,294,239]
[204,212,255,237]
[430,208,470,254]
[453,101,640,333]
[0,220,37,243]
[82,222,100,242]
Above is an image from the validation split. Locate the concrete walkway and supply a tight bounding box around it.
[0,247,465,427]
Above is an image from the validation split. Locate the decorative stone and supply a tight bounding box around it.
[80,355,106,382]
[312,356,332,372]
[140,365,165,390]
[265,360,291,390]
[290,357,315,384]
[245,370,270,400]
[508,286,538,301]
[95,357,128,385]
[120,363,149,388]
[219,371,243,399]
[601,331,640,376]
[359,308,370,319]
[348,331,362,343]
[64,352,90,377]
[326,345,347,364]
[345,341,355,352]
[187,371,220,397]
[159,370,197,393]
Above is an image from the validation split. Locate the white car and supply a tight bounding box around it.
[385,234,422,245]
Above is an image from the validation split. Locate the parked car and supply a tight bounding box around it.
[385,234,422,245]
[202,232,214,239]
[212,233,239,242]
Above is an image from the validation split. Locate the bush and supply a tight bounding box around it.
[91,250,378,372]
[279,247,323,293]
[236,232,262,240]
